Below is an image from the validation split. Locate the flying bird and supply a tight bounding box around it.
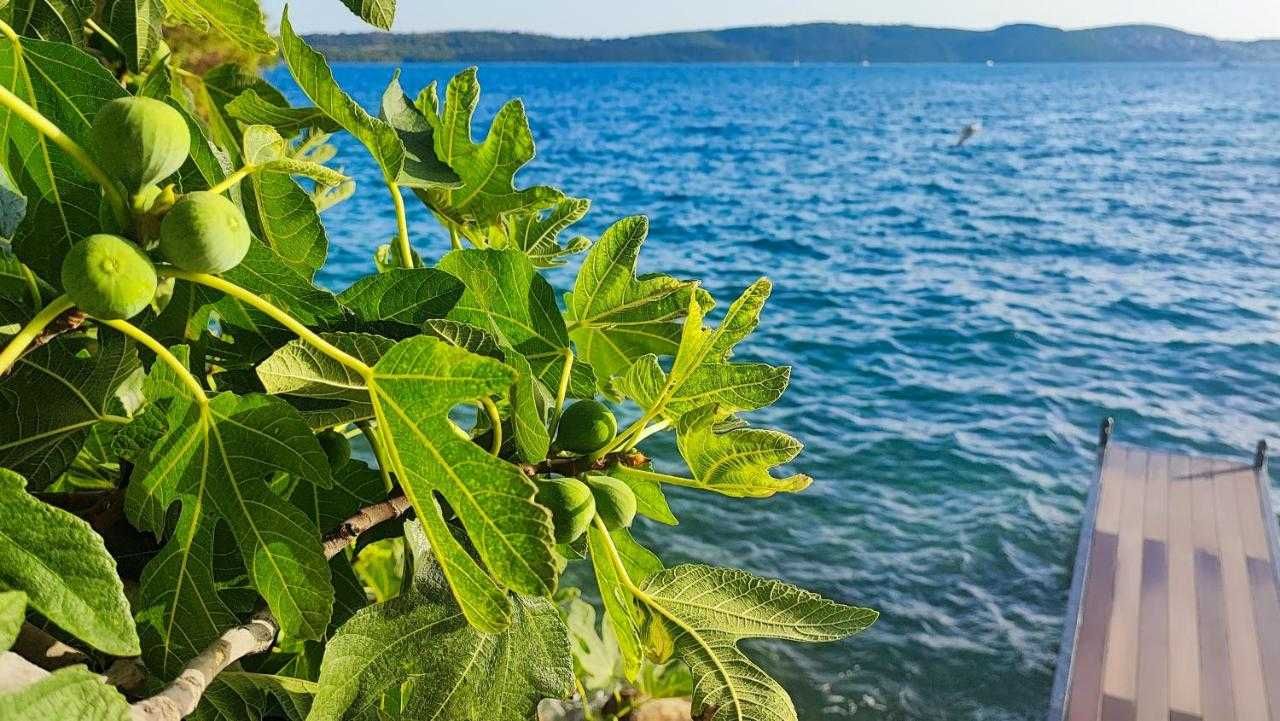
[954,121,982,147]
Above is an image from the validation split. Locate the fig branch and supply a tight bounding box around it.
[0,20,130,227]
[129,492,416,721]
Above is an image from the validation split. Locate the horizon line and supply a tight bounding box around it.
[296,20,1280,44]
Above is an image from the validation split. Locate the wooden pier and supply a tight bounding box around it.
[1050,420,1280,721]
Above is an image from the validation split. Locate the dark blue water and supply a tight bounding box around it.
[267,62,1280,720]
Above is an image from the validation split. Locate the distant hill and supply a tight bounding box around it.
[304,22,1280,63]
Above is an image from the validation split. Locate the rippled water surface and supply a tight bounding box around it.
[267,62,1280,720]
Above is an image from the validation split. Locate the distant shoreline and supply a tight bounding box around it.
[301,22,1280,64]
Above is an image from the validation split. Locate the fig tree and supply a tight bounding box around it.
[317,430,351,469]
[585,475,636,530]
[535,478,595,544]
[90,97,190,191]
[60,234,157,320]
[159,191,252,274]
[555,400,617,454]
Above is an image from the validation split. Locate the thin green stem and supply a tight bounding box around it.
[162,269,372,377]
[0,20,128,228]
[548,348,574,435]
[388,183,414,268]
[358,421,395,492]
[592,516,646,597]
[101,319,208,407]
[480,397,502,455]
[206,165,258,195]
[18,264,40,311]
[0,294,73,376]
[448,226,461,251]
[84,18,123,54]
[629,419,671,446]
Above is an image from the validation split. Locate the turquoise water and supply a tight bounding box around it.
[267,62,1280,720]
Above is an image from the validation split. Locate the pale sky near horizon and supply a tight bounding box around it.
[264,0,1280,41]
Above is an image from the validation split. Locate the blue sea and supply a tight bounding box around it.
[267,62,1280,720]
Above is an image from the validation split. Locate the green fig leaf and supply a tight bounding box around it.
[379,71,460,189]
[337,267,463,330]
[279,11,433,194]
[338,0,396,31]
[566,216,709,388]
[225,89,339,137]
[415,67,563,243]
[0,591,24,650]
[164,0,274,54]
[366,336,557,631]
[101,0,164,72]
[0,469,138,655]
[0,666,131,721]
[308,521,572,721]
[588,525,661,680]
[439,248,592,396]
[188,672,316,721]
[0,331,140,490]
[497,195,591,268]
[673,405,811,497]
[127,347,334,675]
[0,0,92,45]
[639,565,877,721]
[611,279,787,422]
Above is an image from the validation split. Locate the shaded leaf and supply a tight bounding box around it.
[0,469,138,655]
[102,0,163,72]
[190,672,316,721]
[379,71,459,189]
[337,267,462,330]
[308,520,572,721]
[0,0,92,45]
[226,89,339,137]
[258,332,392,408]
[0,331,139,490]
[588,526,661,679]
[640,565,876,721]
[127,348,334,675]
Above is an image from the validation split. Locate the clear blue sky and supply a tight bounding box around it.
[265,0,1280,41]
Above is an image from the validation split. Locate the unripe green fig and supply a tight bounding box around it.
[159,192,251,274]
[535,478,595,544]
[555,400,617,454]
[316,430,351,469]
[60,234,157,320]
[90,97,189,191]
[585,475,636,530]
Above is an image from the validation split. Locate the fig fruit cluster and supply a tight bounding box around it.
[535,474,637,545]
[60,97,254,320]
